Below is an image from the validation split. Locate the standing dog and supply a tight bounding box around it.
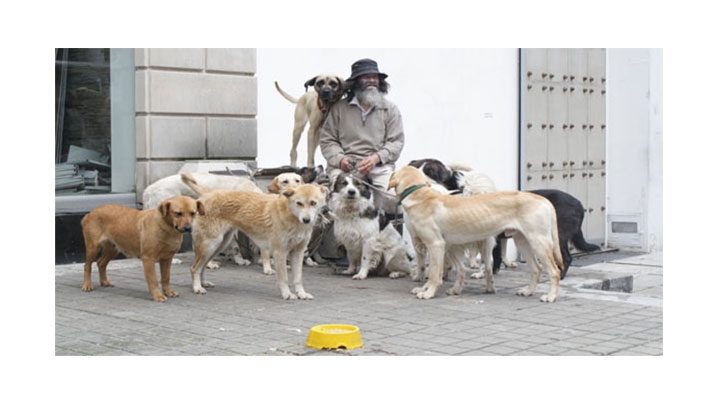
[182,173,328,300]
[389,166,563,302]
[275,75,344,167]
[81,196,204,302]
[329,173,412,280]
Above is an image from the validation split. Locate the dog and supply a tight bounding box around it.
[80,196,204,302]
[522,189,601,279]
[142,172,261,210]
[181,173,328,300]
[408,158,500,273]
[329,173,412,280]
[143,172,263,268]
[388,166,563,302]
[265,169,331,267]
[408,158,599,279]
[275,75,344,167]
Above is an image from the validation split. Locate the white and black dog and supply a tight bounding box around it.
[408,158,601,279]
[329,172,412,280]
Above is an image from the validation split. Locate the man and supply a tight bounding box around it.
[319,58,405,213]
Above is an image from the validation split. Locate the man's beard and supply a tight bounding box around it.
[356,86,384,107]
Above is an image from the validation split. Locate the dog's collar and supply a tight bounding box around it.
[317,97,328,115]
[396,184,427,206]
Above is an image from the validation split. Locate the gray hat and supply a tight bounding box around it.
[347,58,388,81]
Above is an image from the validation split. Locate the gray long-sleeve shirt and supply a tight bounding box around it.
[319,97,405,171]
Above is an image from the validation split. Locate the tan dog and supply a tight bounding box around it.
[181,173,328,300]
[388,166,563,302]
[80,196,204,302]
[267,172,303,194]
[275,75,344,167]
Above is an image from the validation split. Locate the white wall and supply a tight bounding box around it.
[256,49,520,190]
[606,48,663,251]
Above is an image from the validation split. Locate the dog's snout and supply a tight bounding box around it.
[303,217,311,224]
[177,224,192,233]
[347,189,356,197]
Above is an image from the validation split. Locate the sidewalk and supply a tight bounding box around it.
[55,250,662,356]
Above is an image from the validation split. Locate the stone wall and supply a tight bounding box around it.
[134,48,257,202]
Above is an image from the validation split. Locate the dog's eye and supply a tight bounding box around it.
[310,201,317,207]
[174,212,182,217]
[296,202,304,207]
[316,80,325,86]
[330,82,338,88]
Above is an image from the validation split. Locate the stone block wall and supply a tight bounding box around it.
[134,48,257,202]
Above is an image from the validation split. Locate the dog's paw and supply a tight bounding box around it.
[339,268,355,275]
[540,294,557,303]
[164,288,179,298]
[81,283,94,292]
[193,286,207,294]
[504,260,517,269]
[100,280,114,287]
[416,290,436,299]
[516,287,533,297]
[282,292,298,300]
[263,267,276,275]
[388,271,405,279]
[172,258,183,265]
[446,287,461,296]
[233,255,251,266]
[304,257,318,267]
[152,293,168,302]
[206,260,220,270]
[202,281,215,289]
[351,273,368,280]
[297,291,314,300]
[470,271,486,279]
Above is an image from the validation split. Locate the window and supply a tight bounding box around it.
[55,48,135,213]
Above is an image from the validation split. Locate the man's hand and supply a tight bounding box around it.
[358,154,380,174]
[340,157,354,172]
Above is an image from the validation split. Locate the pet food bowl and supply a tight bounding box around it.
[306,324,363,350]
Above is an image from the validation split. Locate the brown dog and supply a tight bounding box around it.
[182,173,328,300]
[275,75,344,167]
[388,166,563,302]
[80,196,204,302]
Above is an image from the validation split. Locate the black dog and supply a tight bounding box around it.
[408,158,601,279]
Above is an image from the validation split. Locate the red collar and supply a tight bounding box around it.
[317,97,328,115]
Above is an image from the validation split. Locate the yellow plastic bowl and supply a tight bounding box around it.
[306,324,363,350]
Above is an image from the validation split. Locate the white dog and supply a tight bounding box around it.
[329,173,412,280]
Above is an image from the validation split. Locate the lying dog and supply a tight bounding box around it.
[329,173,412,280]
[182,173,328,300]
[142,172,261,210]
[389,166,563,302]
[275,75,344,167]
[81,196,203,302]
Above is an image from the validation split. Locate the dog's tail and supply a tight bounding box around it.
[571,231,602,253]
[274,81,298,104]
[180,173,210,195]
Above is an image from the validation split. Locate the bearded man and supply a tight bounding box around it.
[319,58,406,213]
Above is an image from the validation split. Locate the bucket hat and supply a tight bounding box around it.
[347,58,388,81]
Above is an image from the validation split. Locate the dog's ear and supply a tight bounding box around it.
[267,177,280,194]
[196,200,205,216]
[282,189,295,199]
[159,201,171,217]
[303,76,318,92]
[387,172,397,191]
[362,174,373,186]
[319,185,329,199]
